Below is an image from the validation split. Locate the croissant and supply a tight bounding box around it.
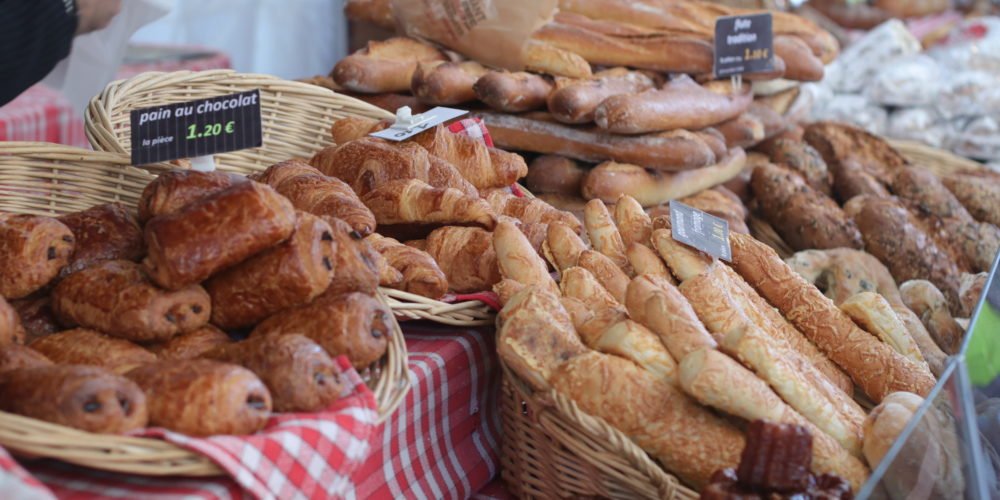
[255,160,377,236]
[126,359,271,436]
[410,125,529,189]
[0,364,148,434]
[0,214,74,299]
[31,328,157,374]
[361,179,496,239]
[424,226,501,293]
[201,334,344,413]
[320,217,381,296]
[52,260,211,343]
[330,116,391,144]
[311,138,477,197]
[205,212,336,329]
[484,189,582,234]
[365,233,449,299]
[0,296,25,345]
[493,218,560,296]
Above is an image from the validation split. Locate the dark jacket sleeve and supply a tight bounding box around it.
[0,0,78,106]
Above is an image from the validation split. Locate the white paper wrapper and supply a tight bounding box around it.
[42,0,173,111]
[812,94,888,135]
[824,19,921,94]
[867,55,943,108]
[886,107,947,149]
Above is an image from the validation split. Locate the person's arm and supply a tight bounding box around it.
[0,0,78,105]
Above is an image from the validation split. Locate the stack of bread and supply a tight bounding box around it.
[487,178,970,492]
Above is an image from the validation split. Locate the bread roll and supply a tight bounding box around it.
[475,111,718,171]
[0,364,147,433]
[651,228,713,283]
[639,286,717,361]
[0,215,74,299]
[424,226,500,294]
[493,219,559,297]
[474,71,553,113]
[577,250,629,303]
[0,343,51,372]
[143,182,297,290]
[251,292,391,370]
[520,40,593,79]
[525,155,587,196]
[126,360,271,436]
[148,325,232,361]
[582,149,746,206]
[546,68,657,124]
[366,233,448,299]
[560,267,620,313]
[31,328,156,374]
[52,260,211,343]
[332,37,448,93]
[626,243,671,280]
[321,217,380,296]
[584,199,630,274]
[942,172,1000,227]
[729,232,937,403]
[774,35,825,82]
[205,212,335,329]
[57,203,144,278]
[595,75,753,134]
[544,222,587,271]
[411,61,488,105]
[900,280,965,355]
[137,170,243,223]
[202,334,343,413]
[841,292,927,369]
[715,113,765,149]
[679,348,869,491]
[361,179,496,235]
[0,296,25,346]
[592,320,677,383]
[765,138,832,196]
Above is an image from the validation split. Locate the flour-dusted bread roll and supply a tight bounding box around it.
[143,181,297,290]
[205,212,336,329]
[251,292,391,371]
[57,203,145,278]
[0,364,148,434]
[31,328,157,374]
[126,359,271,436]
[52,260,211,343]
[0,214,74,299]
[202,334,344,413]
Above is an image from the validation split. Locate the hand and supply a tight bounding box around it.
[74,0,122,35]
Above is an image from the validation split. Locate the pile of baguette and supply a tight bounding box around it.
[489,187,964,493]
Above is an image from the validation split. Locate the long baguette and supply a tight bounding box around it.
[332,38,448,93]
[729,233,937,403]
[475,111,718,171]
[547,69,658,124]
[411,61,488,105]
[473,71,553,113]
[521,40,593,79]
[582,149,746,206]
[679,348,869,491]
[594,75,753,134]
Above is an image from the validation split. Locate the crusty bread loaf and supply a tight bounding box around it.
[679,348,869,491]
[332,37,448,93]
[900,280,965,355]
[582,149,746,206]
[525,155,588,197]
[476,111,719,171]
[774,35,825,82]
[584,199,631,274]
[474,71,553,113]
[411,61,489,105]
[636,284,717,361]
[521,40,593,79]
[547,68,658,124]
[544,222,588,272]
[594,75,753,135]
[729,232,937,403]
[714,113,765,149]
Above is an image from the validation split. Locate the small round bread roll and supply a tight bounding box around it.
[0,364,148,434]
[0,214,75,299]
[202,334,345,413]
[251,292,391,370]
[126,359,272,436]
[31,328,157,374]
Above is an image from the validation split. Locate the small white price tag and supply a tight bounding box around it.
[369,106,468,142]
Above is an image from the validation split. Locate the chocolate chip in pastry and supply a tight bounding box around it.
[0,214,74,299]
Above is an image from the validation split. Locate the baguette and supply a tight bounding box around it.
[637,284,717,361]
[841,292,927,369]
[651,228,712,283]
[475,111,718,171]
[592,320,677,383]
[332,37,448,93]
[546,68,658,124]
[594,75,753,134]
[577,249,629,303]
[729,232,937,402]
[679,348,869,491]
[614,195,653,248]
[714,113,765,149]
[774,35,825,82]
[560,266,620,312]
[411,61,489,105]
[582,149,746,206]
[627,243,671,280]
[521,40,593,79]
[584,199,630,274]
[473,71,553,113]
[531,12,714,74]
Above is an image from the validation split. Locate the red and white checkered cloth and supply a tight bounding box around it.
[115,45,232,80]
[6,327,501,499]
[0,84,87,148]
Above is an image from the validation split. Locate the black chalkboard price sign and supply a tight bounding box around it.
[713,13,775,78]
[669,200,731,262]
[129,90,263,165]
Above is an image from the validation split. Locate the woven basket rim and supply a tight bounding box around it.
[0,143,410,476]
[380,287,495,327]
[499,359,697,499]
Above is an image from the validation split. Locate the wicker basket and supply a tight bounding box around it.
[500,364,698,500]
[381,288,495,327]
[889,139,988,177]
[85,69,394,175]
[0,142,410,475]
